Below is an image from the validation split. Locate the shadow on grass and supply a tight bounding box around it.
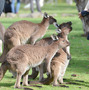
[24,88,33,90]
[0,82,14,87]
[64,78,89,88]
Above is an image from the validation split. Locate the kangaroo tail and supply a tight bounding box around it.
[42,75,54,85]
[0,62,8,81]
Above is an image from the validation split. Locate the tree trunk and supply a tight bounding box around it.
[75,0,89,36]
[66,0,73,5]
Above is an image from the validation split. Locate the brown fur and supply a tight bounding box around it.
[0,13,57,63]
[0,37,69,88]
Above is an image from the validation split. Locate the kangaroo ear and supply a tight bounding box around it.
[44,12,49,18]
[51,34,58,41]
[56,28,61,33]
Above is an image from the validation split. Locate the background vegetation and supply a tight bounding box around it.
[0,2,89,90]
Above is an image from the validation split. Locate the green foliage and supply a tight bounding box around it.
[0,2,89,90]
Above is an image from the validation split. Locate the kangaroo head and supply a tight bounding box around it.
[43,12,57,25]
[57,37,70,48]
[56,21,72,35]
[51,34,70,48]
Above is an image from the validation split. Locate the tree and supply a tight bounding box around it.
[75,0,89,36]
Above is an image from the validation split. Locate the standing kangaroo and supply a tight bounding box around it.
[0,37,69,88]
[49,22,72,86]
[29,22,72,81]
[0,12,57,63]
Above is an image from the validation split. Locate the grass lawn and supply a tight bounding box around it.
[0,2,89,90]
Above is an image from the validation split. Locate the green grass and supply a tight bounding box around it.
[0,2,89,90]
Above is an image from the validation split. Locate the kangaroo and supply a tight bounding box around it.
[29,21,72,81]
[0,36,69,88]
[0,12,57,63]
